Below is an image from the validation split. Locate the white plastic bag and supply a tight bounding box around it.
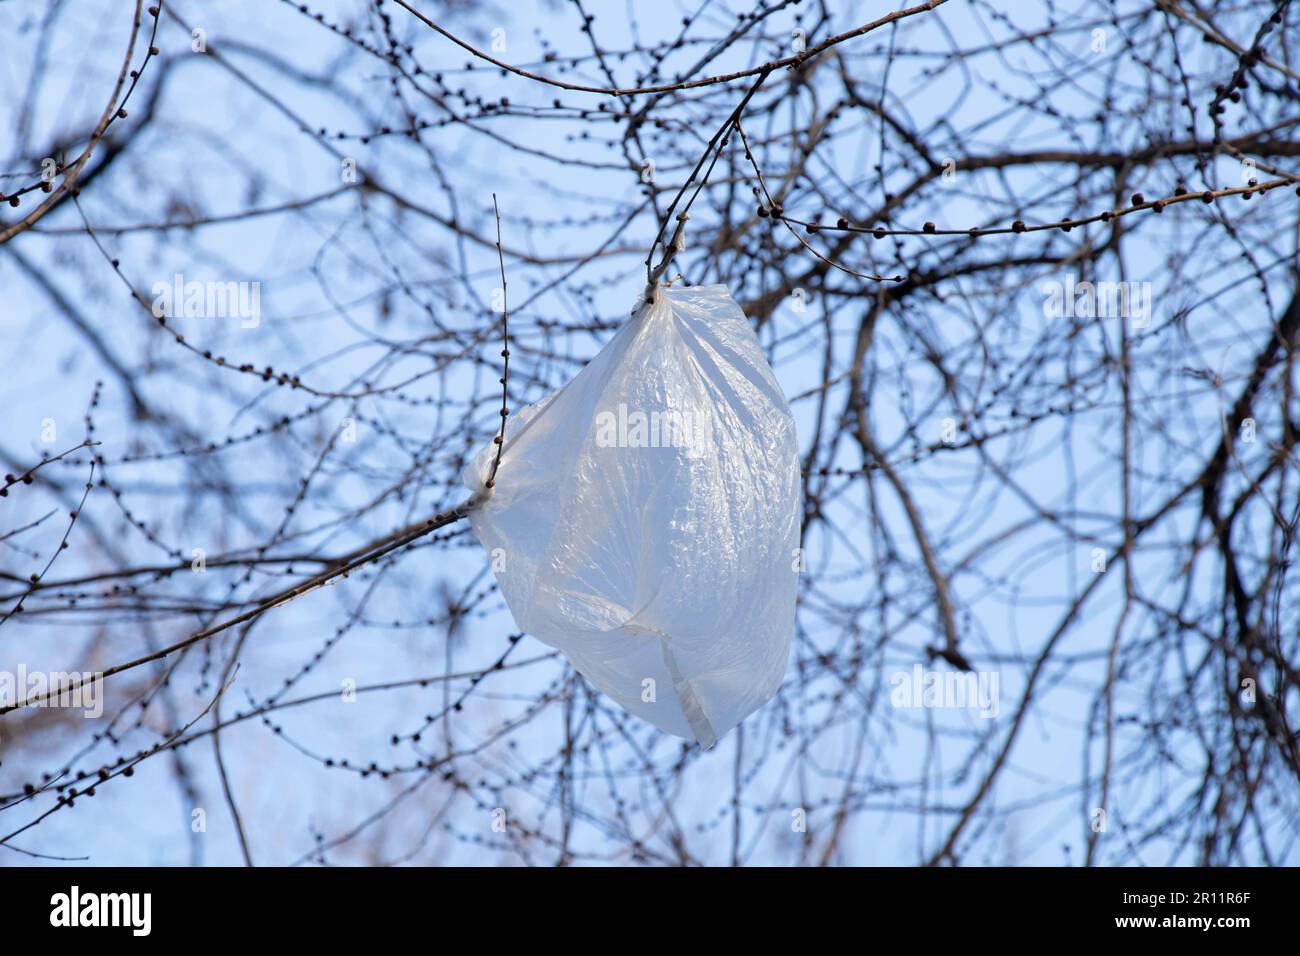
[463,283,800,748]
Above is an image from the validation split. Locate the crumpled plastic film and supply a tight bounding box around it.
[463,283,801,748]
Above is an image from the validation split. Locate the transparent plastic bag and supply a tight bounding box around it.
[464,283,801,748]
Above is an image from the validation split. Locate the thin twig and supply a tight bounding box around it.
[487,193,510,489]
[390,0,951,98]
